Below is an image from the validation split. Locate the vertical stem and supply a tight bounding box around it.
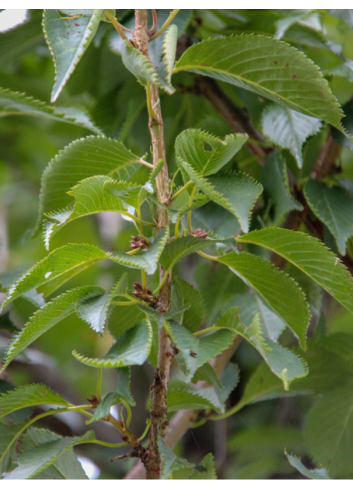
[134,9,173,480]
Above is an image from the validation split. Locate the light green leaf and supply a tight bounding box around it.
[121,40,159,87]
[110,227,169,275]
[247,318,308,390]
[179,160,262,233]
[72,320,152,368]
[43,176,128,249]
[237,227,353,315]
[20,428,88,480]
[158,436,195,479]
[0,384,70,420]
[35,135,141,236]
[103,179,144,208]
[5,430,96,479]
[149,158,164,183]
[174,277,205,333]
[0,88,102,134]
[190,453,217,480]
[218,251,310,350]
[174,36,346,135]
[304,179,353,255]
[76,274,128,335]
[167,388,216,412]
[43,9,103,102]
[262,104,321,168]
[227,293,286,341]
[306,384,353,478]
[86,392,123,424]
[1,244,108,309]
[175,129,248,176]
[160,236,215,275]
[217,308,307,390]
[262,151,303,224]
[160,24,178,89]
[285,451,330,480]
[1,286,103,373]
[167,320,236,380]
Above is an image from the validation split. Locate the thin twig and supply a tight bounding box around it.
[150,9,180,40]
[105,10,129,41]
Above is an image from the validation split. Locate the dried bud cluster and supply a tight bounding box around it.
[191,228,209,239]
[86,394,99,408]
[130,236,148,249]
[132,282,158,306]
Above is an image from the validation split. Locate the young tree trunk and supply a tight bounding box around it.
[134,9,173,479]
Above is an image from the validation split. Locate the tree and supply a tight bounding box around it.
[1,8,353,480]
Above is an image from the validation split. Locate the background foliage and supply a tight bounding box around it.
[2,8,353,479]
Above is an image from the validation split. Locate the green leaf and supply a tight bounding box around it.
[285,451,330,480]
[160,24,178,89]
[138,304,190,328]
[160,236,215,275]
[179,160,262,233]
[1,244,108,309]
[174,277,205,333]
[110,227,169,275]
[167,320,236,380]
[103,179,144,208]
[0,313,21,335]
[262,104,321,168]
[304,179,353,255]
[306,384,353,478]
[262,151,303,224]
[5,430,96,479]
[0,88,102,134]
[191,363,222,388]
[72,320,152,368]
[217,307,307,389]
[218,252,310,349]
[1,286,103,373]
[198,363,240,414]
[158,436,195,479]
[174,36,346,135]
[86,392,122,424]
[35,135,142,236]
[190,453,217,480]
[115,367,135,406]
[43,9,103,102]
[43,176,129,249]
[121,40,159,87]
[0,423,26,474]
[175,129,248,176]
[227,293,286,341]
[108,304,145,339]
[167,388,216,412]
[76,274,128,335]
[0,384,70,420]
[20,428,88,480]
[149,158,164,183]
[237,227,353,315]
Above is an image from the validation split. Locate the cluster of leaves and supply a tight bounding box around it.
[2,8,353,480]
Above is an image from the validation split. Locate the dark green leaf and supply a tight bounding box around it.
[174,36,346,135]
